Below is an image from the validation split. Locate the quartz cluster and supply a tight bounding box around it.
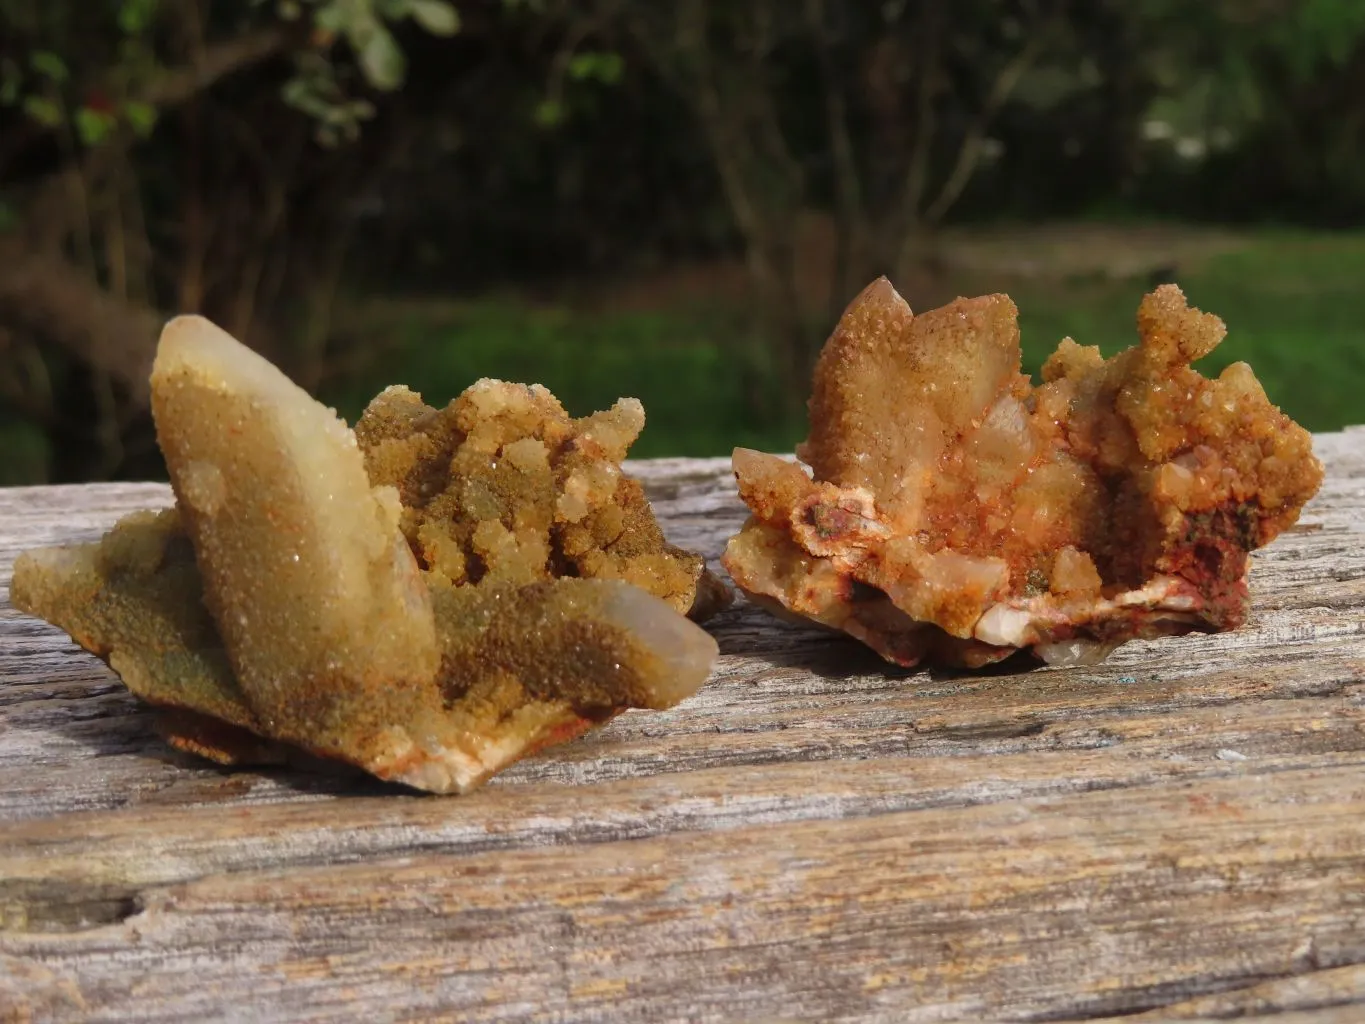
[723,279,1323,668]
[355,382,729,620]
[11,317,721,793]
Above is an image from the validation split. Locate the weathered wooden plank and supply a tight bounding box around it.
[1096,963,1365,1021]
[2,595,1361,823]
[2,693,1363,894]
[0,430,1362,1022]
[1,435,1361,822]
[4,767,1365,1022]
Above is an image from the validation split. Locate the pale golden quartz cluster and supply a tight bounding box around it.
[355,382,729,620]
[10,317,721,793]
[723,279,1324,668]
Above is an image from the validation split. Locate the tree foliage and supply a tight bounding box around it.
[1,0,1363,483]
[542,0,1083,388]
[0,0,460,480]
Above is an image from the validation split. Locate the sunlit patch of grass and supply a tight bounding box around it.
[1010,230,1365,433]
[330,301,806,458]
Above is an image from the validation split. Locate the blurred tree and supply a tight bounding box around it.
[541,0,1073,394]
[1138,0,1365,133]
[341,3,730,294]
[0,0,458,479]
[1132,0,1365,223]
[2,0,1362,483]
[530,0,1365,392]
[942,0,1365,223]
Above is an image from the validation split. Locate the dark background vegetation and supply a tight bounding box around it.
[2,0,1364,485]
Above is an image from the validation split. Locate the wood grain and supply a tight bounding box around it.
[1,430,1363,1023]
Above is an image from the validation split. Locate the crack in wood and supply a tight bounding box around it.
[0,880,143,934]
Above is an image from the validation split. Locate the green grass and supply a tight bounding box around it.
[329,301,807,458]
[333,229,1365,456]
[0,419,50,486]
[1008,231,1365,434]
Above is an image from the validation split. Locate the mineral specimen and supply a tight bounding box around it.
[723,279,1323,669]
[355,382,729,620]
[10,316,719,792]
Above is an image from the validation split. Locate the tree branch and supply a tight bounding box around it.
[637,0,769,247]
[142,26,291,108]
[0,22,295,397]
[17,24,292,248]
[742,0,804,213]
[900,7,944,229]
[0,235,160,403]
[540,11,608,116]
[806,0,863,313]
[922,12,1057,225]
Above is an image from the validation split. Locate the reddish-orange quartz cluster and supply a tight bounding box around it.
[723,279,1324,668]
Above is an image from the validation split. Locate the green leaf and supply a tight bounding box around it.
[29,51,68,82]
[568,51,624,84]
[0,59,21,106]
[533,98,564,127]
[21,95,63,127]
[118,0,160,35]
[359,26,406,90]
[281,77,313,108]
[315,1,351,34]
[122,100,158,137]
[282,78,335,120]
[76,106,118,147]
[409,0,459,36]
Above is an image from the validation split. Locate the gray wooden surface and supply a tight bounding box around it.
[1,430,1363,1023]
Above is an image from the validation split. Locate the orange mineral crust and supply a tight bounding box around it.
[11,317,719,793]
[723,280,1323,668]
